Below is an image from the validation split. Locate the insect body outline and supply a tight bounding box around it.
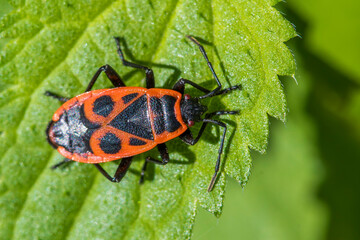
[46,36,240,192]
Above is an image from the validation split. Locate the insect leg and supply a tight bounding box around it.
[179,111,238,145]
[173,78,241,96]
[114,37,155,88]
[51,158,73,169]
[212,85,241,96]
[86,64,125,92]
[172,78,211,94]
[94,157,133,183]
[182,36,241,98]
[140,143,169,184]
[179,111,237,192]
[44,91,70,103]
[201,119,227,192]
[187,36,222,99]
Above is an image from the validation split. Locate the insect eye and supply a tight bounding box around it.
[184,94,191,100]
[188,120,195,127]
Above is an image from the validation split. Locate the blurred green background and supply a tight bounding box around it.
[1,0,359,239]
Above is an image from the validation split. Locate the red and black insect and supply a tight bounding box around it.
[46,36,240,192]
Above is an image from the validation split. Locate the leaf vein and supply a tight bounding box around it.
[63,174,99,240]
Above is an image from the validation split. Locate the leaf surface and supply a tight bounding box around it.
[0,0,296,239]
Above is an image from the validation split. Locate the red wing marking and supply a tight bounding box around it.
[82,87,147,126]
[89,126,157,160]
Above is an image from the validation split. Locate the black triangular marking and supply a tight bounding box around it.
[129,137,147,146]
[122,93,138,104]
[109,94,154,140]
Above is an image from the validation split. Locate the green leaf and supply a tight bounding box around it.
[193,46,328,240]
[0,0,296,239]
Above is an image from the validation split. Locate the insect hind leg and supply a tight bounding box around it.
[94,157,133,183]
[51,158,73,169]
[140,143,169,184]
[45,91,70,103]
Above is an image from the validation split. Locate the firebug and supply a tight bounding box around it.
[46,36,240,192]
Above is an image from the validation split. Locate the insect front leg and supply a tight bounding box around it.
[172,78,241,97]
[86,64,126,92]
[174,36,241,98]
[114,37,155,89]
[179,111,238,145]
[179,111,238,192]
[202,119,227,192]
[140,143,169,184]
[172,78,211,94]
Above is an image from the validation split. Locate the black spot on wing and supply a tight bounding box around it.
[100,132,121,154]
[162,95,181,132]
[122,93,139,104]
[129,138,147,146]
[109,94,154,140]
[93,95,114,117]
